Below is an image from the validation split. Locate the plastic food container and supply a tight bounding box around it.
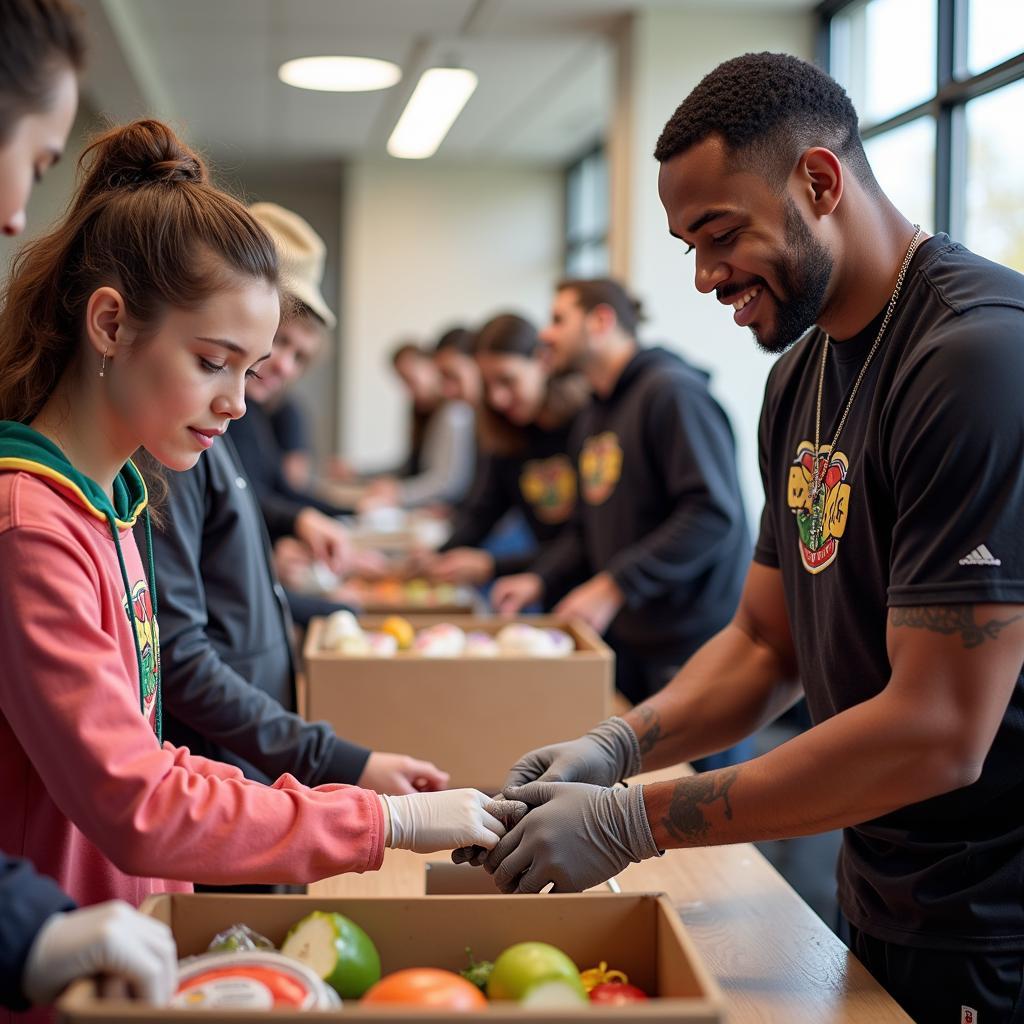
[171,951,339,1011]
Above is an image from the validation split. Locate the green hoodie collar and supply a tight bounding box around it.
[0,421,148,528]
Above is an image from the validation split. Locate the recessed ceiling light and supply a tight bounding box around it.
[278,56,401,93]
[387,67,478,159]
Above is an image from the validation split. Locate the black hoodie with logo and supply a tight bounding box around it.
[533,347,750,671]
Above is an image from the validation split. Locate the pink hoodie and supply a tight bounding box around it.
[0,466,385,910]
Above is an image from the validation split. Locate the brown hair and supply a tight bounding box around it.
[556,277,645,337]
[474,313,589,457]
[473,312,538,359]
[433,326,475,356]
[0,0,86,144]
[0,118,279,424]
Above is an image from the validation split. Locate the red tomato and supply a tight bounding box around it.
[361,968,487,1010]
[589,981,649,1005]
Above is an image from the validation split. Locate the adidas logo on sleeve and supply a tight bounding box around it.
[958,544,1002,567]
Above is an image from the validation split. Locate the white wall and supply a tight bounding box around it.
[613,9,815,529]
[340,160,563,468]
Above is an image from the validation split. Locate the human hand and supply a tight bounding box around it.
[358,477,401,513]
[451,798,529,867]
[293,508,352,575]
[427,548,495,585]
[484,781,660,894]
[22,901,177,1006]
[358,752,450,795]
[348,547,392,580]
[502,717,641,791]
[379,789,507,854]
[272,536,315,590]
[326,455,358,483]
[490,573,543,615]
[553,572,624,635]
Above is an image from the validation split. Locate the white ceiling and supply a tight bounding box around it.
[81,0,811,167]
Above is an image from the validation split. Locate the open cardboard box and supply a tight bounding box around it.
[334,578,479,616]
[59,892,724,1022]
[302,616,614,792]
[424,861,622,896]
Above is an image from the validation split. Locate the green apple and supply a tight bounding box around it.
[487,942,585,1001]
[280,911,380,999]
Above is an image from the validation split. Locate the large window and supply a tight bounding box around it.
[564,145,609,276]
[822,0,1024,270]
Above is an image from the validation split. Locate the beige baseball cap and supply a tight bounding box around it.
[249,202,337,329]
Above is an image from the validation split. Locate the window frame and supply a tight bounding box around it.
[818,0,1024,237]
[562,141,609,276]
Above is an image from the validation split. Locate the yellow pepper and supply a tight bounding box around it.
[579,961,629,993]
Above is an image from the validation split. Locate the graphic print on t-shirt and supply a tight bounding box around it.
[787,440,852,574]
[122,579,160,719]
[580,431,623,505]
[519,454,577,524]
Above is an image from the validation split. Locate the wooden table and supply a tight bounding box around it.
[310,767,913,1023]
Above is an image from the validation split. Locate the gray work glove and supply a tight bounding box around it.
[501,717,642,791]
[483,781,661,894]
[452,798,528,867]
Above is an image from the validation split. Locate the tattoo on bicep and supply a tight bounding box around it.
[634,705,662,755]
[890,605,1024,650]
[661,768,738,842]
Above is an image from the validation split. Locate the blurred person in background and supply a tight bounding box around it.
[420,313,587,601]
[359,326,477,512]
[493,279,752,775]
[329,341,443,487]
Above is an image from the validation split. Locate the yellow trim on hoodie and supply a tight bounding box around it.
[0,456,147,529]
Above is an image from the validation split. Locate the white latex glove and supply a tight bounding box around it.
[379,789,506,853]
[22,901,177,1006]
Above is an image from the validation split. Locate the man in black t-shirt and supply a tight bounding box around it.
[479,53,1024,1022]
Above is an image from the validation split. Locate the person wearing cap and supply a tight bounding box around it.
[146,202,449,805]
[226,203,358,553]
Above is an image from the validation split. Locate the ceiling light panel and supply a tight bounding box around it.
[279,56,401,92]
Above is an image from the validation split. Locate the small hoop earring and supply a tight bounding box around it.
[99,350,108,378]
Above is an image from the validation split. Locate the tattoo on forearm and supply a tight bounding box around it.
[661,768,738,842]
[891,605,1024,650]
[634,705,662,755]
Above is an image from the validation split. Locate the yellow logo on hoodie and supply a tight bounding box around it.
[123,580,160,720]
[580,431,623,506]
[519,454,577,524]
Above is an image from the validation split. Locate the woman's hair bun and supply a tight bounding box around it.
[77,119,207,200]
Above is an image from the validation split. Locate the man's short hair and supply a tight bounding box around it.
[556,278,645,338]
[654,52,877,193]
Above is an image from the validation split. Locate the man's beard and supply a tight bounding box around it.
[753,198,834,355]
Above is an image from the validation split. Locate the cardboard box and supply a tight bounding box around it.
[424,861,621,897]
[336,577,479,616]
[303,615,614,792]
[59,892,725,1022]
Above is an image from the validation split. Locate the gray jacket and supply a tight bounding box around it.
[145,435,370,786]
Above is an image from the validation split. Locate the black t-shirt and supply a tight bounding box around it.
[755,235,1024,951]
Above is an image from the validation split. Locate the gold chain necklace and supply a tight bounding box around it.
[806,225,924,549]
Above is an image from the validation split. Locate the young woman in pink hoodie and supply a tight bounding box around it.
[0,114,505,942]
